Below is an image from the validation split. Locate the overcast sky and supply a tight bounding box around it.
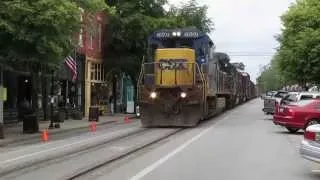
[168,0,296,82]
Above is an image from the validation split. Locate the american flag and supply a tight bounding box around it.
[64,55,77,82]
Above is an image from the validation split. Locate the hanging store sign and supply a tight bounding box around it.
[0,86,7,101]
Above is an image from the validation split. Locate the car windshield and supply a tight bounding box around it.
[285,94,297,102]
[274,92,287,98]
[293,99,314,106]
[266,92,273,96]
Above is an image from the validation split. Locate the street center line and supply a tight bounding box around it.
[129,116,229,180]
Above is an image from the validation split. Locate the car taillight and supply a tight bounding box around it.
[283,108,294,115]
[304,131,316,141]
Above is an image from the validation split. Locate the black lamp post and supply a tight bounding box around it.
[49,70,54,129]
[0,67,4,138]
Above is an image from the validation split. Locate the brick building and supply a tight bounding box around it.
[78,11,109,116]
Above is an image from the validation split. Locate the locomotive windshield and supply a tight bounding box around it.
[155,38,194,48]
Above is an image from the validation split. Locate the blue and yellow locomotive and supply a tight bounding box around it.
[137,28,256,127]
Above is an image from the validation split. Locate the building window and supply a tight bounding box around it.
[79,8,84,48]
[89,34,93,49]
[79,28,83,47]
[98,23,102,51]
[91,63,104,82]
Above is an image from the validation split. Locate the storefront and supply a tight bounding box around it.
[121,74,135,113]
[85,58,110,116]
[2,53,86,123]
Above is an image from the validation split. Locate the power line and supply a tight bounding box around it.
[219,51,276,57]
[228,54,274,57]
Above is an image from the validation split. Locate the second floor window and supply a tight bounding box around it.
[79,28,83,47]
[89,34,93,49]
[98,23,102,51]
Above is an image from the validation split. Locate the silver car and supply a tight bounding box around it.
[300,124,320,163]
[263,90,288,114]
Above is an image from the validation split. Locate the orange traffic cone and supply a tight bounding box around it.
[124,115,130,124]
[90,121,96,132]
[41,129,49,142]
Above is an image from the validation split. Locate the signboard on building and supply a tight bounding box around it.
[0,86,7,101]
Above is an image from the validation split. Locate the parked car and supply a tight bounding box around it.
[300,124,320,163]
[280,92,299,105]
[273,99,320,133]
[263,90,288,115]
[280,92,320,105]
[261,91,277,100]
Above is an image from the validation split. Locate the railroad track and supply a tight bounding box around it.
[1,126,184,180]
[66,128,184,180]
[1,107,235,180]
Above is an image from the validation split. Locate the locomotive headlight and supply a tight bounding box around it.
[150,92,157,99]
[172,32,177,36]
[176,32,181,37]
[180,92,187,98]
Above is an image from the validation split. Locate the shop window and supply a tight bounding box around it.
[91,63,104,82]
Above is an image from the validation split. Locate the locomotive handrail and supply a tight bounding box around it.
[195,63,207,111]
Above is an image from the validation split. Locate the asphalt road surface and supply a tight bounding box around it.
[3,99,320,180]
[78,99,320,180]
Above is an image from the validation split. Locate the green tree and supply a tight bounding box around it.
[0,0,110,129]
[257,58,285,91]
[168,0,213,33]
[276,0,320,85]
[104,0,214,85]
[0,0,110,70]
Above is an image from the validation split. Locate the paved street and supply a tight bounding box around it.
[79,99,320,180]
[2,99,320,180]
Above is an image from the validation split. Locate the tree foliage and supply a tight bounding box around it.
[276,0,320,85]
[257,58,284,91]
[0,0,109,72]
[104,0,214,84]
[168,0,213,33]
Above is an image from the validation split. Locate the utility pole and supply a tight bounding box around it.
[0,67,4,138]
[113,74,117,114]
[49,70,54,129]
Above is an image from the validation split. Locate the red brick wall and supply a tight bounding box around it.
[78,12,108,61]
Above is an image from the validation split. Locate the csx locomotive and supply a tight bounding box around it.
[137,28,256,127]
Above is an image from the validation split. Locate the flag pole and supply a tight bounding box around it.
[74,47,77,109]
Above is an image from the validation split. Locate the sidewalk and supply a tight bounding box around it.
[0,114,137,146]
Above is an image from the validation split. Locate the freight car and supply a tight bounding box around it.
[137,28,256,127]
